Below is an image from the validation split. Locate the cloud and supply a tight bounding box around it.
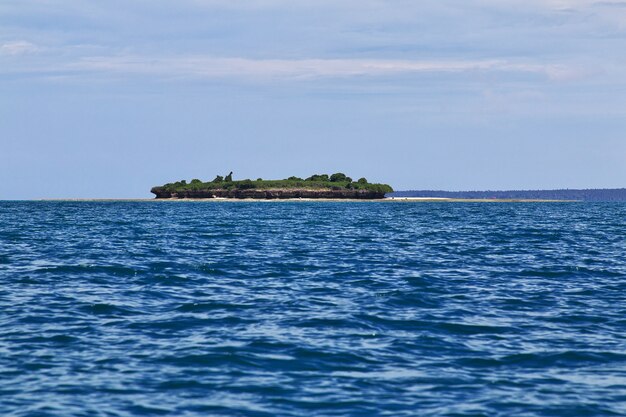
[0,1,613,85]
[70,55,574,80]
[0,40,39,55]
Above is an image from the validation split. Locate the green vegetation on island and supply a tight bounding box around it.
[152,172,393,199]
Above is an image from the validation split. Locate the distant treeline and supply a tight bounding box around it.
[156,172,393,194]
[390,189,626,202]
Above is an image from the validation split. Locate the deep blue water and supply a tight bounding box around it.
[1,201,625,417]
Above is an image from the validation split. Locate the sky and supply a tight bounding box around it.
[1,0,626,198]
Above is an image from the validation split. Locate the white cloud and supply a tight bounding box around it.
[71,55,574,80]
[0,40,39,55]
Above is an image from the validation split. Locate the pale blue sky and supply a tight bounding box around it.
[2,0,625,198]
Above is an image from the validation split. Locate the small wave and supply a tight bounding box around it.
[2,201,625,416]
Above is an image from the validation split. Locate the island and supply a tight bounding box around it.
[151,172,394,200]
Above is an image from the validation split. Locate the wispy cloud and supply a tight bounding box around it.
[70,55,576,81]
[0,40,39,55]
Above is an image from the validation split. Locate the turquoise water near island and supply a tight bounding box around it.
[1,201,625,416]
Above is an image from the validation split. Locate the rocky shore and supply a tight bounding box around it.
[151,187,387,200]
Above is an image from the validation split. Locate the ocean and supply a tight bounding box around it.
[1,201,625,416]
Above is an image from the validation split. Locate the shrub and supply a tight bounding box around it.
[212,175,224,183]
[237,180,256,190]
[358,177,368,184]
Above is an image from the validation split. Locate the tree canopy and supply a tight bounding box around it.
[158,172,392,194]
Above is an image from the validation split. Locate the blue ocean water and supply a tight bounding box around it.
[1,201,625,417]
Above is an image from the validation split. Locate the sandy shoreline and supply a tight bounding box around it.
[33,197,579,203]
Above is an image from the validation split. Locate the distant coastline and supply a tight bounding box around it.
[32,197,576,203]
[24,188,624,203]
[391,188,626,202]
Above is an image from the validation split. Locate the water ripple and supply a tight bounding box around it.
[1,201,625,416]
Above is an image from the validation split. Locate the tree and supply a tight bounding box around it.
[330,173,347,182]
[306,174,329,181]
[212,175,224,183]
[191,179,202,184]
[357,177,368,184]
[287,176,303,181]
[224,171,233,182]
